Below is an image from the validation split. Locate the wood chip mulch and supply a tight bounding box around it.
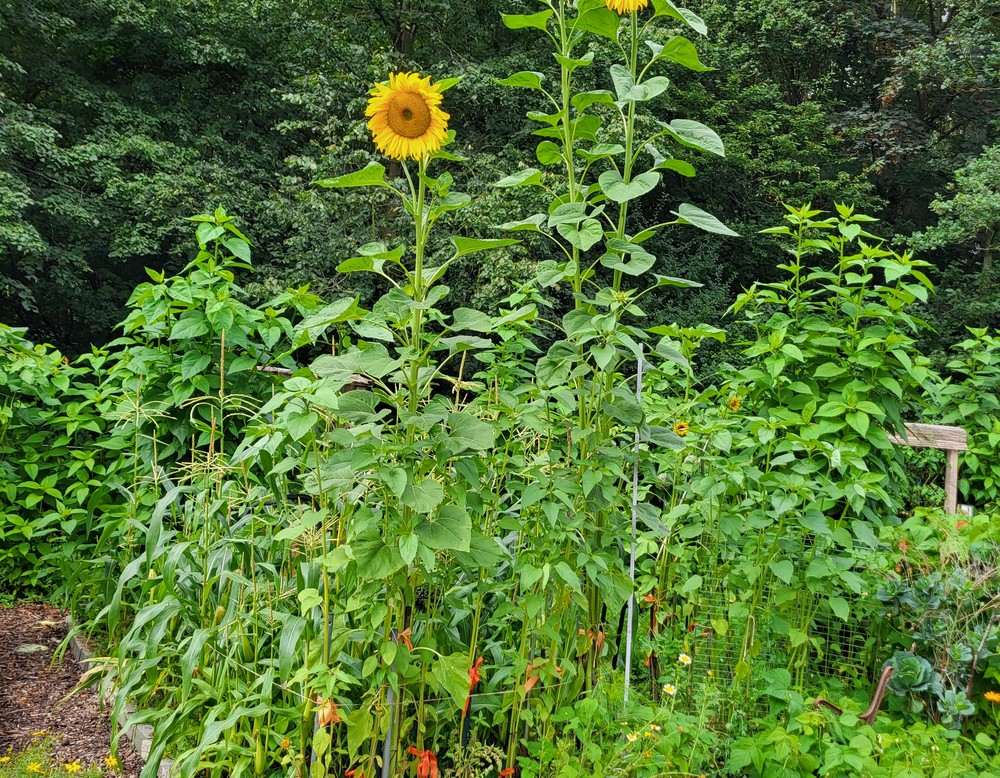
[0,604,143,777]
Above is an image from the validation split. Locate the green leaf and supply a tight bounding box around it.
[169,313,210,340]
[598,170,660,203]
[416,505,472,552]
[497,71,545,90]
[495,168,544,188]
[556,219,604,251]
[672,203,739,236]
[681,574,703,594]
[576,6,620,39]
[497,215,547,234]
[446,411,496,453]
[653,158,696,177]
[501,10,553,31]
[536,141,563,165]
[829,596,850,622]
[316,162,387,189]
[451,237,520,258]
[600,250,655,276]
[651,0,708,35]
[649,36,713,71]
[769,559,794,584]
[402,479,445,514]
[430,652,471,710]
[381,467,407,498]
[660,119,725,156]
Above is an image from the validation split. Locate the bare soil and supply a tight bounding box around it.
[0,603,142,777]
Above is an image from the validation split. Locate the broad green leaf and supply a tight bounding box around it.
[170,313,209,340]
[501,10,553,30]
[536,141,563,165]
[576,6,620,39]
[649,36,713,71]
[430,652,471,709]
[416,505,472,552]
[402,478,445,514]
[497,71,545,90]
[446,411,496,453]
[600,250,655,276]
[769,559,794,584]
[451,237,520,258]
[651,0,708,35]
[672,203,739,236]
[556,219,604,251]
[497,215,547,233]
[495,168,544,188]
[316,162,387,189]
[598,170,660,203]
[660,119,725,156]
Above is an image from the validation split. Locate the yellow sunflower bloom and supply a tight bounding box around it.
[985,690,1000,703]
[605,0,649,13]
[674,421,689,437]
[366,72,450,161]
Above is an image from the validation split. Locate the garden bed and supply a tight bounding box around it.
[0,604,142,778]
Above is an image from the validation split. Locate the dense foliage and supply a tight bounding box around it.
[2,0,998,354]
[3,1,1000,777]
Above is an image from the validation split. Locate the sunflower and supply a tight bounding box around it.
[674,421,689,437]
[366,72,449,161]
[605,0,649,12]
[728,395,742,412]
[986,690,1000,703]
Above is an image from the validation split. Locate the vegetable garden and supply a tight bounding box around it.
[2,1,1000,777]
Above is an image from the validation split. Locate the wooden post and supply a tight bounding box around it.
[887,423,968,514]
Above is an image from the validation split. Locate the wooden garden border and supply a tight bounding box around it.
[887,423,968,514]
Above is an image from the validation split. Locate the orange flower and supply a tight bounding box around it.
[728,396,741,412]
[898,538,908,552]
[956,520,969,530]
[315,697,341,727]
[985,691,1000,703]
[345,770,365,778]
[499,770,515,778]
[280,738,290,750]
[464,656,485,714]
[408,747,438,778]
[399,627,413,651]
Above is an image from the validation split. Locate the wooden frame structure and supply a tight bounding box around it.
[887,423,968,514]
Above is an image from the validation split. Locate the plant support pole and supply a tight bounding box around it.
[624,348,643,703]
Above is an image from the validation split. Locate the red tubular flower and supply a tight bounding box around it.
[499,770,515,777]
[464,656,484,714]
[408,747,438,778]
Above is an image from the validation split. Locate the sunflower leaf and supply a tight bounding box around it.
[316,163,387,189]
[501,10,553,31]
[497,71,546,90]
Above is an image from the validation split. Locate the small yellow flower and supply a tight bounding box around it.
[643,751,653,758]
[678,652,692,666]
[0,757,9,763]
[27,763,44,775]
[64,762,82,774]
[662,683,677,696]
[674,421,689,437]
[649,723,661,731]
[280,737,290,750]
[728,395,742,411]
[104,756,120,771]
[605,0,649,13]
[985,690,1000,703]
[31,731,47,737]
[707,669,713,676]
[626,732,638,743]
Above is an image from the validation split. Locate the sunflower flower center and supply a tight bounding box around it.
[387,92,432,138]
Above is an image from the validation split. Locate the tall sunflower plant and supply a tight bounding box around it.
[493,0,738,702]
[308,71,537,776]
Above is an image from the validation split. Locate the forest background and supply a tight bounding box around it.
[1,0,998,358]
